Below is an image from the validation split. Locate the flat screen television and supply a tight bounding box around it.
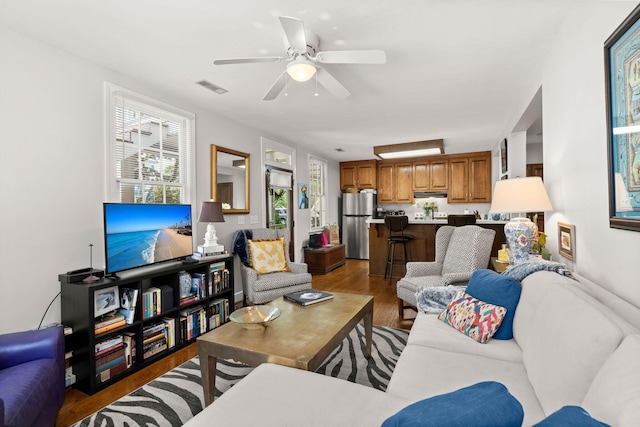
[103,203,193,275]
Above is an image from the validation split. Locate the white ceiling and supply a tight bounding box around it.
[0,0,611,161]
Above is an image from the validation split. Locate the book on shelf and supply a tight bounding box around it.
[96,359,127,383]
[95,312,125,329]
[283,290,334,306]
[123,332,136,368]
[95,318,126,335]
[162,317,176,348]
[142,287,162,319]
[95,342,125,358]
[118,287,139,324]
[95,335,123,353]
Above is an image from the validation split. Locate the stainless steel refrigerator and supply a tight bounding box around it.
[342,192,376,259]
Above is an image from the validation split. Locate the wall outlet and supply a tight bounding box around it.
[237,216,245,225]
[250,215,258,224]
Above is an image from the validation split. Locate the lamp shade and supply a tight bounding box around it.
[197,201,225,223]
[490,177,553,214]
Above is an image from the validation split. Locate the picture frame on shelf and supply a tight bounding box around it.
[94,286,120,318]
[605,4,640,231]
[557,222,575,261]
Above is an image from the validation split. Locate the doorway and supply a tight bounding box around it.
[266,167,294,259]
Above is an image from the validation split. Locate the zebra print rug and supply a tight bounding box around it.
[71,324,409,427]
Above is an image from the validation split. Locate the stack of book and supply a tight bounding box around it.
[142,287,161,319]
[209,298,230,329]
[209,262,229,295]
[95,335,127,383]
[122,332,136,368]
[142,323,167,359]
[179,306,206,341]
[64,326,75,388]
[95,313,125,335]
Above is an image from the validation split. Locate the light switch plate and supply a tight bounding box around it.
[237,216,245,225]
[250,215,258,224]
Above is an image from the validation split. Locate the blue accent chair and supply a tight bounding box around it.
[0,326,65,427]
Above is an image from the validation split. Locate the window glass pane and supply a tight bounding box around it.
[141,150,161,181]
[144,185,165,204]
[162,153,180,183]
[266,149,291,165]
[119,183,142,203]
[165,186,183,204]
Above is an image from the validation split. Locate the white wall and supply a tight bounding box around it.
[533,2,640,307]
[0,26,339,333]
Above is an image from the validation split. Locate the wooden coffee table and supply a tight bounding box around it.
[197,292,374,405]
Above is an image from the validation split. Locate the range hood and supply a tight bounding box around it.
[414,191,448,198]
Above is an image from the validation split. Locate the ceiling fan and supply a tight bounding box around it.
[213,16,387,100]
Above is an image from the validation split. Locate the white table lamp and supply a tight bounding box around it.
[490,177,553,264]
[197,200,225,255]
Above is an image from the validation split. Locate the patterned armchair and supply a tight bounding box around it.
[396,225,495,319]
[232,228,312,304]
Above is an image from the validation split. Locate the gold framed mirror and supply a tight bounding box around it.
[210,145,250,214]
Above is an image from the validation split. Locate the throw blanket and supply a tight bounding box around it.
[231,229,253,267]
[502,258,574,282]
[416,286,461,314]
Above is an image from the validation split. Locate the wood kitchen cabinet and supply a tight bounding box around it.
[413,159,448,191]
[377,161,413,204]
[448,152,491,203]
[340,160,377,191]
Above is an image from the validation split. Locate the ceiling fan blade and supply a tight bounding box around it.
[279,16,307,54]
[315,68,351,99]
[263,71,288,101]
[316,50,387,64]
[214,57,285,65]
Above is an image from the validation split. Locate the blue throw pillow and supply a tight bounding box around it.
[532,406,610,426]
[381,381,524,427]
[465,269,521,340]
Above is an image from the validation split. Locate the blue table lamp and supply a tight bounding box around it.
[490,177,553,264]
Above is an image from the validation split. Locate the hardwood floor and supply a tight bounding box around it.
[56,259,415,426]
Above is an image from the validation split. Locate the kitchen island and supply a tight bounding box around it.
[366,218,507,278]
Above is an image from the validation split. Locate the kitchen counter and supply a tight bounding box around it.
[366,218,508,225]
[367,220,506,279]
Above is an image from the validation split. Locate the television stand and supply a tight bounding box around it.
[60,254,235,395]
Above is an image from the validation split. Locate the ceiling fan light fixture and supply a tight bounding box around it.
[286,58,317,82]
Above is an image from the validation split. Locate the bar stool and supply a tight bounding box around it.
[384,215,413,284]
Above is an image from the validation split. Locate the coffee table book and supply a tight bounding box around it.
[284,290,334,306]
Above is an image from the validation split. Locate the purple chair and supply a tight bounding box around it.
[0,326,65,427]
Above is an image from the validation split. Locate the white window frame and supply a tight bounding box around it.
[308,155,327,232]
[105,82,196,205]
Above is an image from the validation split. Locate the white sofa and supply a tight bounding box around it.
[184,270,640,427]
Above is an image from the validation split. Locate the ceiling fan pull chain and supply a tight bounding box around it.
[315,73,319,97]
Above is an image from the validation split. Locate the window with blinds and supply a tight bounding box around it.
[107,85,194,204]
[309,156,327,230]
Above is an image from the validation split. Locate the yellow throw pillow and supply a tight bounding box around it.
[248,237,290,274]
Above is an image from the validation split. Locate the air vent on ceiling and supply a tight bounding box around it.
[196,80,228,94]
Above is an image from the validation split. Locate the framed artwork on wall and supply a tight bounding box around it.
[557,222,575,261]
[298,183,309,209]
[605,4,640,231]
[500,138,508,175]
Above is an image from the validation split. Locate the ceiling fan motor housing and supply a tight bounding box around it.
[284,30,319,57]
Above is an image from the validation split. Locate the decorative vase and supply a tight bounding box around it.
[504,217,537,265]
[424,208,433,219]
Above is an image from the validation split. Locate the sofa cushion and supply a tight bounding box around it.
[0,358,60,427]
[513,271,625,415]
[387,344,545,427]
[253,271,312,292]
[532,406,610,427]
[381,381,524,427]
[182,363,411,427]
[581,335,640,427]
[438,290,506,344]
[465,269,521,340]
[248,237,290,274]
[408,313,523,363]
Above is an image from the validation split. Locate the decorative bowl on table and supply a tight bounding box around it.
[229,305,281,330]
